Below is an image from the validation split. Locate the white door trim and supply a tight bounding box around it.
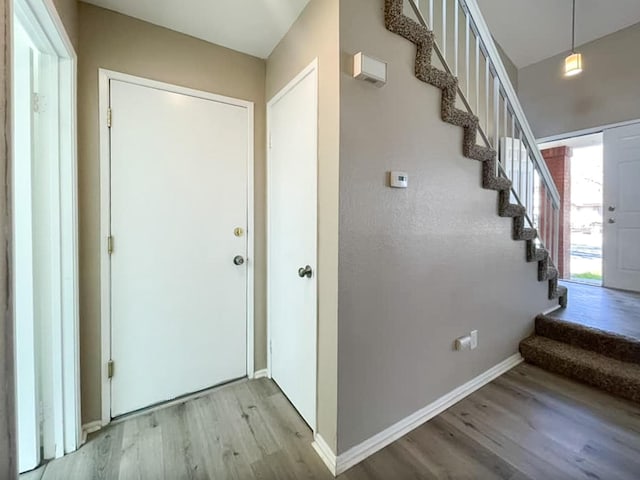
[98,69,255,426]
[266,58,319,427]
[537,119,640,144]
[14,0,81,457]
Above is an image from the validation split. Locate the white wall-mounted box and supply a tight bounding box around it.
[353,52,387,87]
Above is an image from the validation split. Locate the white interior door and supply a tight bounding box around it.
[604,122,640,292]
[268,62,318,430]
[109,79,250,416]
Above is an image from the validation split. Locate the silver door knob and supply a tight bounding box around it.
[608,205,616,212]
[233,255,245,265]
[608,218,616,224]
[298,265,312,278]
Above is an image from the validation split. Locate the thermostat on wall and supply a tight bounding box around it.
[389,171,408,188]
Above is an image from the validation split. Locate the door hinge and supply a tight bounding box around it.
[107,107,112,128]
[33,93,42,113]
[107,360,114,379]
[38,400,45,425]
[107,235,114,255]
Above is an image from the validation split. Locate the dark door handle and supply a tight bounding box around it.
[298,265,312,278]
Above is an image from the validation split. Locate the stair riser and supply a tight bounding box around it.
[512,216,536,241]
[536,316,640,364]
[520,343,640,403]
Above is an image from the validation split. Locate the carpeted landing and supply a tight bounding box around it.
[520,314,640,403]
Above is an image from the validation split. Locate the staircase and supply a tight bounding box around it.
[520,315,640,402]
[384,0,567,306]
[382,0,640,404]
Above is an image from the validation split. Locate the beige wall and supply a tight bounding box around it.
[52,0,78,50]
[1,0,17,476]
[495,40,517,91]
[78,3,267,423]
[337,0,554,453]
[266,0,340,451]
[519,22,640,139]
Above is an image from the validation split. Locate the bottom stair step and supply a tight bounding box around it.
[520,335,640,403]
[535,315,640,364]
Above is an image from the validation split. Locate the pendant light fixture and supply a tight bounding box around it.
[564,0,583,76]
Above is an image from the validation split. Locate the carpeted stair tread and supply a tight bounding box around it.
[539,266,558,282]
[482,160,511,191]
[526,241,548,262]
[513,217,537,241]
[520,335,640,403]
[536,315,640,364]
[549,284,568,307]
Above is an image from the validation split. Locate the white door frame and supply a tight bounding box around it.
[266,59,319,428]
[98,70,255,426]
[538,119,640,290]
[13,0,80,458]
[537,119,640,144]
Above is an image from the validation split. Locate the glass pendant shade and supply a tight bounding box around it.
[564,52,583,76]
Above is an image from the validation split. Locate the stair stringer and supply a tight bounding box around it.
[384,0,566,305]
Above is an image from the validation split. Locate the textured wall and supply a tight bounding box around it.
[1,0,17,476]
[337,0,554,453]
[495,40,517,91]
[266,0,340,451]
[78,3,267,423]
[519,22,640,139]
[52,0,78,49]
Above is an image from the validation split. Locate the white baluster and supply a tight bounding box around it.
[465,14,470,98]
[453,1,459,76]
[442,0,447,62]
[475,39,479,114]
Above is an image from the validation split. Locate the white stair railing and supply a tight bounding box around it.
[407,0,561,267]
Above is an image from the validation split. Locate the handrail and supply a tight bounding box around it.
[407,1,493,150]
[407,0,559,208]
[406,0,562,267]
[459,0,560,207]
[408,0,532,229]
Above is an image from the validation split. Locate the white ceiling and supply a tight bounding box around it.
[81,0,311,59]
[477,0,640,68]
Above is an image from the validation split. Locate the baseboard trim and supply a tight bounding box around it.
[252,368,269,379]
[330,353,523,476]
[81,420,103,444]
[312,433,337,476]
[542,305,563,315]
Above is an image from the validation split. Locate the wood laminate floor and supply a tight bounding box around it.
[23,363,640,480]
[551,281,640,339]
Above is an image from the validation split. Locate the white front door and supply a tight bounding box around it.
[604,122,640,292]
[268,62,318,430]
[109,79,251,416]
